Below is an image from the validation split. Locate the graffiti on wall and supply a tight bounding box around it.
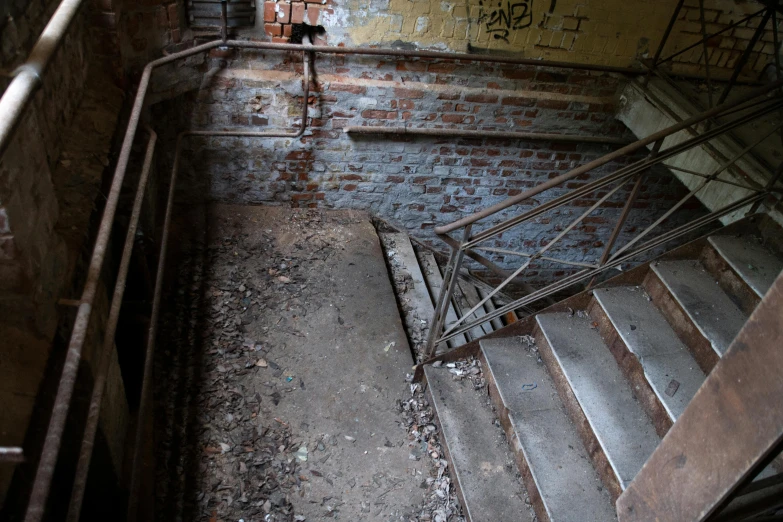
[477,0,556,43]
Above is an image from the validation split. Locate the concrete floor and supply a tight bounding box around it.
[155,204,429,521]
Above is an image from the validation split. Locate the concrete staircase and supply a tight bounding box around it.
[421,215,783,521]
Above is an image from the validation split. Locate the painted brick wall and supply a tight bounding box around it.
[254,0,781,79]
[149,51,708,285]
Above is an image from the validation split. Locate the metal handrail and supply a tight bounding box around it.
[433,79,783,236]
[423,87,783,358]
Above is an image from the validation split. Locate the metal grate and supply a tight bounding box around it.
[187,0,256,30]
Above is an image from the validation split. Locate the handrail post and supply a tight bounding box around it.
[424,227,471,359]
[644,0,685,87]
[588,138,665,289]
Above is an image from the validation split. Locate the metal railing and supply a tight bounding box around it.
[423,81,783,359]
[643,0,782,111]
[0,7,657,522]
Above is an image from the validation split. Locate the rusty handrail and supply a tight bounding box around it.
[433,77,783,236]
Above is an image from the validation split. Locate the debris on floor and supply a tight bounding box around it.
[154,205,447,521]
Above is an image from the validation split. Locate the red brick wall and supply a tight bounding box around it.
[149,51,708,285]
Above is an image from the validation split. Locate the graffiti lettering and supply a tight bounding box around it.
[478,0,533,43]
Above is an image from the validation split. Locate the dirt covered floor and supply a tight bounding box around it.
[154,204,464,522]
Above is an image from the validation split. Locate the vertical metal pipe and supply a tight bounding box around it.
[698,0,715,108]
[717,8,773,106]
[220,0,228,43]
[593,138,664,273]
[23,63,157,522]
[424,226,471,359]
[65,127,157,522]
[126,132,182,522]
[644,0,685,86]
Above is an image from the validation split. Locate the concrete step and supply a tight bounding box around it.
[708,235,783,299]
[593,286,706,422]
[536,313,660,491]
[481,338,616,522]
[424,364,532,522]
[651,260,748,358]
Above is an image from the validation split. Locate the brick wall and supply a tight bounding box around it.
[0,0,133,509]
[250,0,782,80]
[666,0,783,77]
[149,51,707,285]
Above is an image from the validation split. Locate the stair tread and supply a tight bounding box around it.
[424,365,532,522]
[537,313,660,490]
[481,338,617,522]
[708,235,783,298]
[593,286,707,421]
[652,260,748,357]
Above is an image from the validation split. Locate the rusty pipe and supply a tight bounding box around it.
[434,76,783,235]
[343,125,631,145]
[65,127,157,522]
[0,0,86,159]
[21,39,219,522]
[126,60,311,517]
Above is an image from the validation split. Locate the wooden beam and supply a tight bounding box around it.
[616,270,783,521]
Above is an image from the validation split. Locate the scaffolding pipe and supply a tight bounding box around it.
[65,127,157,522]
[0,0,86,159]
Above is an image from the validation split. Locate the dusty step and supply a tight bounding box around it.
[424,365,532,522]
[651,260,748,357]
[481,338,616,522]
[708,235,783,299]
[536,313,660,490]
[593,286,706,422]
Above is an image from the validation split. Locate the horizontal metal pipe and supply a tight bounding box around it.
[343,126,631,145]
[224,39,638,74]
[435,78,783,235]
[436,191,767,343]
[66,127,157,522]
[0,447,24,464]
[0,0,86,159]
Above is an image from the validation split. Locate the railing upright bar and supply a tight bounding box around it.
[644,0,685,86]
[698,0,715,109]
[440,180,628,339]
[464,97,783,248]
[610,122,782,261]
[438,83,783,237]
[717,8,773,106]
[589,138,665,289]
[424,226,470,359]
[66,127,158,522]
[471,247,600,269]
[436,193,767,344]
[654,9,765,67]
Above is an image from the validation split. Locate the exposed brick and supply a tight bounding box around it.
[361,110,396,119]
[330,83,366,94]
[265,23,283,36]
[465,93,499,103]
[394,88,425,99]
[502,96,536,107]
[277,2,291,23]
[537,99,570,110]
[291,2,306,23]
[442,114,466,124]
[264,1,277,22]
[306,5,322,24]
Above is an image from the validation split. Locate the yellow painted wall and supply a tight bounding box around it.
[330,0,775,73]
